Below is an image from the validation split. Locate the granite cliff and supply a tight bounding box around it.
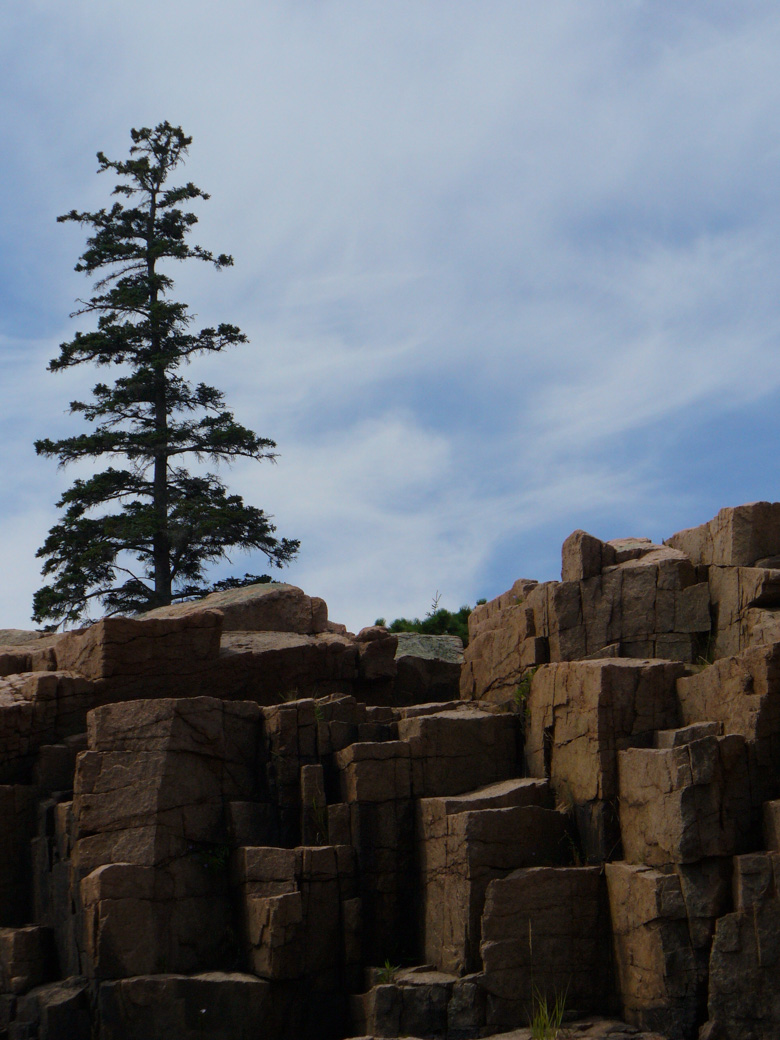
[2,503,780,1039]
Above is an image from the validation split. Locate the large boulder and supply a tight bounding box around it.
[75,697,263,977]
[393,633,463,704]
[667,502,780,568]
[606,862,698,1038]
[54,612,222,687]
[142,582,329,634]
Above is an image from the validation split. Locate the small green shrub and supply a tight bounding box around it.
[376,958,401,984]
[377,593,481,647]
[513,666,539,714]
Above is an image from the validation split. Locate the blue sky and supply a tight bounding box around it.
[2,1,780,632]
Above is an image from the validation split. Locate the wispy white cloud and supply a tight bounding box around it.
[3,2,780,630]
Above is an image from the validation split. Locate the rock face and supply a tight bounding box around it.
[524,659,684,861]
[461,539,710,703]
[142,581,329,634]
[6,509,780,1039]
[666,502,780,568]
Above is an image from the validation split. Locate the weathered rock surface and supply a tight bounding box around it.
[462,543,709,703]
[418,782,567,974]
[705,566,780,657]
[0,631,61,677]
[677,642,780,806]
[525,659,684,860]
[350,968,485,1040]
[618,735,752,866]
[143,581,329,634]
[479,866,610,1031]
[55,611,223,684]
[606,862,698,1038]
[702,853,780,1040]
[667,502,780,568]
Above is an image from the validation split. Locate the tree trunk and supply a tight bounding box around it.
[148,187,172,607]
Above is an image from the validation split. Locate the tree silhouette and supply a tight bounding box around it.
[34,122,298,626]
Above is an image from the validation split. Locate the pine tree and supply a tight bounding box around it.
[33,122,299,626]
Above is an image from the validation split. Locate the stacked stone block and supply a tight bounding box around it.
[417,778,566,974]
[6,509,780,1038]
[524,658,684,861]
[461,536,711,704]
[479,866,611,1031]
[605,862,699,1038]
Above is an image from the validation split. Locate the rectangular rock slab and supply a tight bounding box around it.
[55,612,222,683]
[525,659,683,861]
[396,709,519,798]
[618,735,751,865]
[98,973,272,1040]
[605,862,698,1039]
[479,866,609,1032]
[677,642,780,805]
[419,801,569,975]
[0,926,55,995]
[667,502,780,567]
[235,844,357,989]
[707,565,780,657]
[9,977,91,1040]
[459,580,549,703]
[335,741,411,803]
[730,852,780,913]
[350,974,455,1040]
[562,529,616,582]
[704,895,780,1040]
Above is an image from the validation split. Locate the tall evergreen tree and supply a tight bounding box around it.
[33,122,299,626]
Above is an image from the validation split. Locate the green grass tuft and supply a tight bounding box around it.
[529,984,567,1039]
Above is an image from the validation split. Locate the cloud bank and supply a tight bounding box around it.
[2,2,780,631]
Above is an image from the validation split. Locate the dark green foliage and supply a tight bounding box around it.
[189,841,231,872]
[33,123,298,626]
[209,573,273,593]
[376,604,474,646]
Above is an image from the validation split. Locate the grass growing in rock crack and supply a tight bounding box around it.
[308,796,328,844]
[529,984,568,1039]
